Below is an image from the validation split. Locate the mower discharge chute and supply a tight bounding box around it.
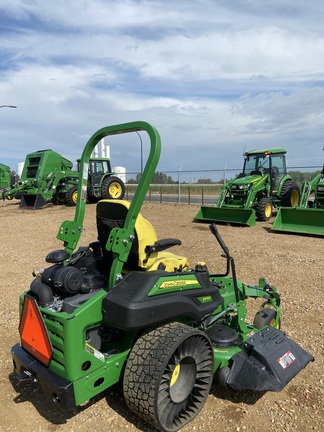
[272,165,324,236]
[194,149,300,226]
[11,122,313,432]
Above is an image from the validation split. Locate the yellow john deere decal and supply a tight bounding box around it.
[159,280,200,289]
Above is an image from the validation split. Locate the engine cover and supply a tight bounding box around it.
[102,270,224,331]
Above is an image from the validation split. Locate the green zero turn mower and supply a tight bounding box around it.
[11,122,313,432]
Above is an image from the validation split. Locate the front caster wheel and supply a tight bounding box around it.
[123,322,214,432]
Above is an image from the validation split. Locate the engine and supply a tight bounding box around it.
[29,244,106,312]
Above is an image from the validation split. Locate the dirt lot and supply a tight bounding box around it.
[0,200,323,432]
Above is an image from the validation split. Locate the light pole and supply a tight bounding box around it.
[135,131,143,173]
[0,105,17,109]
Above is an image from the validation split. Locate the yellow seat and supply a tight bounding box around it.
[96,200,188,273]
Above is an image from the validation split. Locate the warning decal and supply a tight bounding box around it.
[277,350,296,369]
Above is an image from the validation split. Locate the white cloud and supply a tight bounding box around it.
[0,0,323,175]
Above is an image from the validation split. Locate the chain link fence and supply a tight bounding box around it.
[122,165,322,205]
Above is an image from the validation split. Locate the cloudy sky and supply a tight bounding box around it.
[0,0,323,178]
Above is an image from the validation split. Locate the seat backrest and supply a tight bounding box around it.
[96,199,158,272]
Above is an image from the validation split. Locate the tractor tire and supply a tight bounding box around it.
[123,322,214,432]
[280,181,300,207]
[253,308,280,329]
[256,197,272,221]
[101,176,125,200]
[52,193,66,205]
[66,186,78,206]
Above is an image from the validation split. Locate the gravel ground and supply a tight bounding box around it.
[0,200,323,432]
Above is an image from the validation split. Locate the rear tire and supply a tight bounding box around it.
[66,186,78,206]
[256,197,272,221]
[123,322,214,432]
[280,181,300,207]
[101,176,125,200]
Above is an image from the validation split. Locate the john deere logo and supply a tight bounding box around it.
[159,280,199,289]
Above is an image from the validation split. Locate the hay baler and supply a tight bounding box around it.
[11,122,313,432]
[194,149,300,226]
[272,165,324,236]
[2,149,125,209]
[0,163,14,193]
[2,149,77,209]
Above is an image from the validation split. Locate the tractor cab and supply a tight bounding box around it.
[89,158,112,190]
[77,157,112,190]
[242,148,287,193]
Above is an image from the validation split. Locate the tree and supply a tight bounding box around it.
[196,178,214,184]
[152,172,175,184]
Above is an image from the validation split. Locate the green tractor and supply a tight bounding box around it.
[194,148,300,226]
[63,157,125,206]
[2,149,125,209]
[11,122,313,432]
[272,165,324,236]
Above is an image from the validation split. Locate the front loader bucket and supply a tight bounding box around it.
[194,206,256,227]
[272,207,324,236]
[19,194,48,210]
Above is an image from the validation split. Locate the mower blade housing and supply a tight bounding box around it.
[226,326,314,392]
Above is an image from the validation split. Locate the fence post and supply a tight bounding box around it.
[202,187,204,205]
[188,187,191,205]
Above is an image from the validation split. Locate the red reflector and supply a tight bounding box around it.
[19,295,53,366]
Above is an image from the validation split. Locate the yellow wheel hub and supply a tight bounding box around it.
[291,189,299,207]
[265,202,272,218]
[109,182,122,198]
[170,364,181,387]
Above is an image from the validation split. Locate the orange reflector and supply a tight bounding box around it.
[19,295,53,366]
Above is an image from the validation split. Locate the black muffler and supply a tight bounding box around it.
[226,326,314,392]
